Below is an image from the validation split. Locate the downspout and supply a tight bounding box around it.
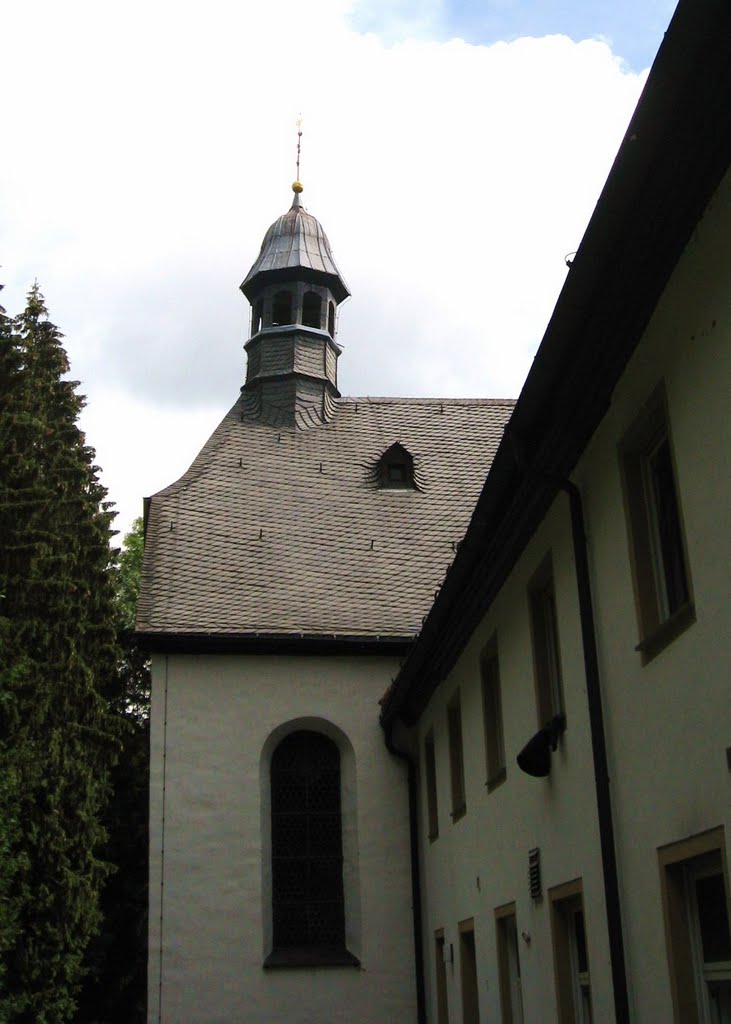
[384,722,427,1024]
[561,480,631,1023]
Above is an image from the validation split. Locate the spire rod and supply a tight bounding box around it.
[292,115,304,198]
[296,114,302,181]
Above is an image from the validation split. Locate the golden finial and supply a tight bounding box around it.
[292,114,303,194]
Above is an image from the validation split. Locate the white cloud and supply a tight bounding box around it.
[0,1,647,538]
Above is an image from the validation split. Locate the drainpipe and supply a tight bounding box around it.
[561,480,631,1024]
[384,722,427,1024]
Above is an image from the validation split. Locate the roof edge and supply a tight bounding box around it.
[136,631,414,656]
[381,0,731,729]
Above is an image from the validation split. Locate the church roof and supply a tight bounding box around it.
[241,192,350,303]
[136,396,513,646]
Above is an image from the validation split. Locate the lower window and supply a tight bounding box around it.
[265,730,358,967]
[434,929,450,1024]
[459,918,480,1024]
[659,828,731,1022]
[496,903,524,1023]
[550,880,593,1024]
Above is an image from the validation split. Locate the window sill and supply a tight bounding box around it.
[486,768,507,793]
[450,804,466,823]
[264,946,360,969]
[635,601,695,663]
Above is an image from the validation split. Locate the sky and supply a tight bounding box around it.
[1,0,676,542]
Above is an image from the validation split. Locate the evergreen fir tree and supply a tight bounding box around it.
[0,284,120,1022]
[77,518,150,1024]
[0,286,23,1023]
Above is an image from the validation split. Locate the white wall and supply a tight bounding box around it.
[416,499,613,1023]
[414,167,731,1024]
[577,165,731,1022]
[148,652,417,1024]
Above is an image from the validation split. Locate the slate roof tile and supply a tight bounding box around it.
[137,396,514,639]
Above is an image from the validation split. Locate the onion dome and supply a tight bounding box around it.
[241,185,350,303]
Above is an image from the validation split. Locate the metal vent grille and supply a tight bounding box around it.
[271,731,345,949]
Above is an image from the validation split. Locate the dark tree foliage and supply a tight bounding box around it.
[0,286,23,1022]
[0,285,120,1023]
[77,518,150,1024]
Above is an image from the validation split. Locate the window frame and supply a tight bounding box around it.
[481,635,507,791]
[271,289,293,327]
[549,879,593,1024]
[447,690,466,822]
[459,918,480,1024]
[265,729,359,969]
[619,385,695,663]
[528,556,565,730]
[658,827,731,1023]
[434,928,450,1024]
[302,290,322,329]
[424,729,439,841]
[495,902,524,1024]
[378,442,416,490]
[252,298,263,335]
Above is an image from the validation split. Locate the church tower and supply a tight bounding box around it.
[138,164,512,1024]
[240,182,350,427]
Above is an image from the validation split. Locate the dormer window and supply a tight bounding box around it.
[378,443,415,489]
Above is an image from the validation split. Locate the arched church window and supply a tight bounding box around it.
[269,730,352,963]
[328,301,335,337]
[302,291,322,329]
[272,291,293,327]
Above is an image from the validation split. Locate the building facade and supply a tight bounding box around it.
[139,2,731,1021]
[137,183,512,1022]
[381,2,731,1021]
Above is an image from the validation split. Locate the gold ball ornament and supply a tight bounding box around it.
[292,180,304,193]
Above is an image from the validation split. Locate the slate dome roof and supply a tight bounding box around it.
[241,190,350,303]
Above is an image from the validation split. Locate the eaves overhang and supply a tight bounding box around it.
[381,0,731,729]
[137,631,414,657]
[241,264,350,305]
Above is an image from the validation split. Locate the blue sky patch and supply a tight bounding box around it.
[348,0,676,71]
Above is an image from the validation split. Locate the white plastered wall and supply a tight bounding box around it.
[147,652,417,1024]
[574,165,731,1022]
[416,501,614,1024]
[415,167,731,1024]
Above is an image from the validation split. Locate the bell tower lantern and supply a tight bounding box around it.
[240,181,350,427]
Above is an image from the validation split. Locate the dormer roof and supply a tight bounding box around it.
[241,190,350,303]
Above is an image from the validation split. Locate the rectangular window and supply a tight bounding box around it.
[550,880,593,1024]
[425,731,439,841]
[496,903,524,1024]
[435,929,450,1024]
[459,919,480,1024]
[447,691,466,821]
[658,827,731,1023]
[529,557,565,728]
[481,636,506,790]
[620,387,694,661]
